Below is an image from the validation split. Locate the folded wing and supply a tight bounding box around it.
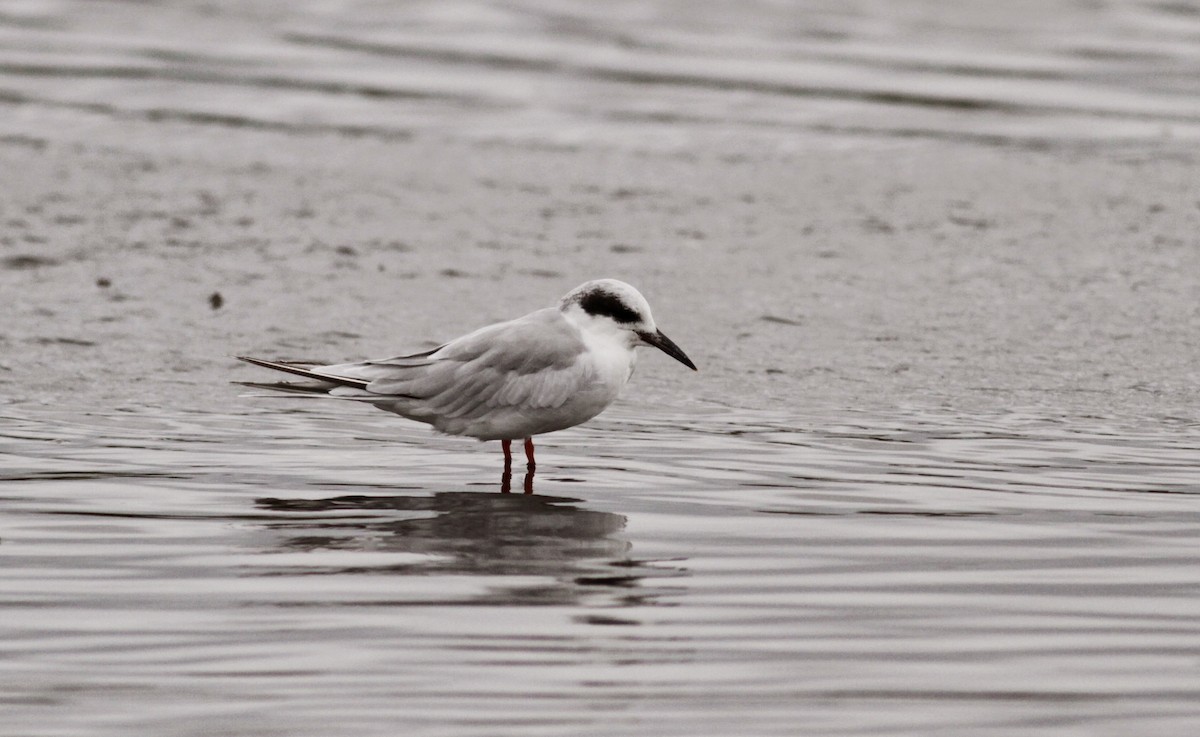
[349,308,591,422]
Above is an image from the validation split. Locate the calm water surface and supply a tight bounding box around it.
[3,402,1199,736]
[3,0,1200,145]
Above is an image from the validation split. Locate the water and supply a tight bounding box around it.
[4,403,1200,736]
[3,0,1200,146]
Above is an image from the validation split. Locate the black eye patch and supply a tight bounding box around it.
[578,290,641,324]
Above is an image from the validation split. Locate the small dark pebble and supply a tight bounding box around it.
[439,268,468,278]
[335,245,357,256]
[96,277,111,288]
[209,292,224,310]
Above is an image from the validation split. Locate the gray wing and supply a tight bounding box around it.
[330,308,593,421]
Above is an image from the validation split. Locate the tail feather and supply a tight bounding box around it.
[233,380,336,395]
[236,356,370,390]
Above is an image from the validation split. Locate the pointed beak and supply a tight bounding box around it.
[639,329,698,371]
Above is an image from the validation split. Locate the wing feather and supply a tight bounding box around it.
[240,308,596,436]
[376,309,588,416]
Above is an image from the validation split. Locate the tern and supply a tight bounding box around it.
[237,279,697,481]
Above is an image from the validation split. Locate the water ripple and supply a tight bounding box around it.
[3,1,1200,145]
[2,402,1199,734]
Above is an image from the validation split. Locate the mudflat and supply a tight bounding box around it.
[3,115,1197,420]
[3,0,1198,422]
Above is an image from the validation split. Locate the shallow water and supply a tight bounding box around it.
[3,402,1199,736]
[3,0,1200,145]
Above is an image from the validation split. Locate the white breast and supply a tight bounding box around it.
[473,326,634,440]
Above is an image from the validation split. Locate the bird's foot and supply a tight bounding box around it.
[500,438,535,494]
[523,438,536,472]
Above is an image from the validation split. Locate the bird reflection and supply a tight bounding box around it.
[255,491,631,580]
[500,460,534,494]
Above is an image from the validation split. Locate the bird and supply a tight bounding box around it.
[236,278,697,487]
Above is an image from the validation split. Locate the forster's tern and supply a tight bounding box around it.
[237,279,697,479]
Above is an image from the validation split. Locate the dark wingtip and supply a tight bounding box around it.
[235,355,371,389]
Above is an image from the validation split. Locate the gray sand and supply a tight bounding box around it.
[2,113,1198,421]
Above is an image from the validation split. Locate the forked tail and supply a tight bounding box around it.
[234,356,371,393]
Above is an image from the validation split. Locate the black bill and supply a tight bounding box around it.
[639,329,698,371]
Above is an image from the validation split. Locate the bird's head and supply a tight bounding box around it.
[559,279,697,370]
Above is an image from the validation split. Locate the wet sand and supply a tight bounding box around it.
[2,112,1198,422]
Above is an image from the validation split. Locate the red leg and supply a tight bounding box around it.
[523,437,536,471]
[522,437,535,494]
[500,439,513,493]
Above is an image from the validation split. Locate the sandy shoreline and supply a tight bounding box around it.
[2,110,1198,423]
